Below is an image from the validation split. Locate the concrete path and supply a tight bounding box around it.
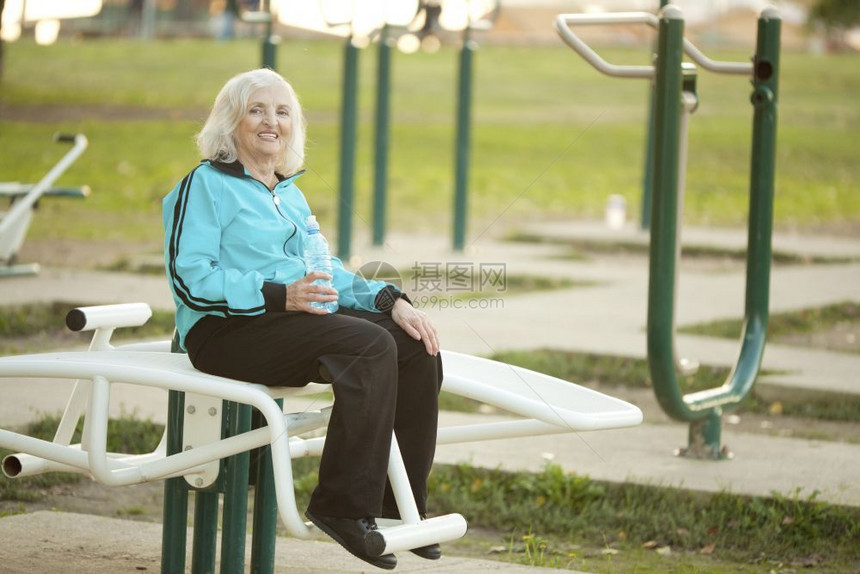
[0,511,574,574]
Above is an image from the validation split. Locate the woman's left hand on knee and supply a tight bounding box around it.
[391,299,440,356]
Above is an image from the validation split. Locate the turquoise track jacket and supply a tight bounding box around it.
[163,160,393,350]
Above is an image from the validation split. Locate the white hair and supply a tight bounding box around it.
[196,68,306,176]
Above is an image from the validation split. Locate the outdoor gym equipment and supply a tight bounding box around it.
[0,133,90,277]
[557,5,780,459]
[0,302,641,573]
[324,2,496,256]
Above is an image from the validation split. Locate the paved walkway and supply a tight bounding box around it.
[1,221,859,571]
[0,511,575,574]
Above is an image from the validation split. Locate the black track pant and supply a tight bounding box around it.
[184,307,443,518]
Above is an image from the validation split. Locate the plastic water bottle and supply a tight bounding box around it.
[605,194,627,230]
[304,215,338,313]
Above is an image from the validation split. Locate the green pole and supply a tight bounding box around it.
[453,28,475,252]
[337,36,360,259]
[640,0,671,230]
[162,332,188,574]
[737,3,780,385]
[646,6,780,458]
[647,6,687,425]
[372,26,392,246]
[641,89,655,230]
[160,391,188,574]
[190,491,219,574]
[261,3,276,69]
[220,402,252,573]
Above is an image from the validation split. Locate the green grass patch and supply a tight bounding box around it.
[425,462,860,572]
[0,301,176,356]
[286,455,860,570]
[679,301,860,344]
[490,348,705,390]
[1,39,858,245]
[0,412,163,502]
[116,506,147,517]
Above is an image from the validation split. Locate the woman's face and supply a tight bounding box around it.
[235,84,293,166]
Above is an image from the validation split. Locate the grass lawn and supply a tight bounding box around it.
[0,37,857,246]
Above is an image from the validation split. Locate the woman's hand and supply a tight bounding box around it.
[391,299,440,356]
[286,272,338,314]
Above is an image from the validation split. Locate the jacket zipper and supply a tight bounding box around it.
[250,178,299,249]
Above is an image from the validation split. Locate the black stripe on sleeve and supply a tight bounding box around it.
[167,166,265,316]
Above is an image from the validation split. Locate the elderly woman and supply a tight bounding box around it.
[163,68,442,570]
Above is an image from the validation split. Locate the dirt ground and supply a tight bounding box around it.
[18,237,163,271]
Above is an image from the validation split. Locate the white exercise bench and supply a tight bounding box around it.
[0,303,642,571]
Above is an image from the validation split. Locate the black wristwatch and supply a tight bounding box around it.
[375,285,412,314]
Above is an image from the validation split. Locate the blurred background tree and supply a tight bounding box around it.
[808,0,860,49]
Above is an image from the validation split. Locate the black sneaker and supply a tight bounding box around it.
[410,542,442,560]
[305,510,397,570]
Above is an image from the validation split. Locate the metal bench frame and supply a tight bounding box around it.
[0,303,642,571]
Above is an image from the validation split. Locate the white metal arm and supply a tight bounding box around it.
[555,12,658,79]
[0,134,88,239]
[554,7,754,79]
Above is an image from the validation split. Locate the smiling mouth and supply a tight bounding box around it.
[258,132,279,141]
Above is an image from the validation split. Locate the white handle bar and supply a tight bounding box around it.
[555,6,757,79]
[555,12,658,79]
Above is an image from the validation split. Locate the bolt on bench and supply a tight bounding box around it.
[0,303,642,572]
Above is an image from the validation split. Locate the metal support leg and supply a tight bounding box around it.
[250,401,282,574]
[452,29,475,252]
[220,402,252,573]
[161,390,189,574]
[191,491,219,574]
[680,408,727,459]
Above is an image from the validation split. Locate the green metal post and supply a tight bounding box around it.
[745,6,780,353]
[161,390,188,574]
[162,332,188,574]
[261,3,276,70]
[453,29,475,252]
[337,36,360,259]
[647,7,688,426]
[249,400,282,574]
[641,88,655,231]
[641,0,670,231]
[190,491,219,574]
[220,402,252,573]
[647,6,780,458]
[372,26,393,246]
